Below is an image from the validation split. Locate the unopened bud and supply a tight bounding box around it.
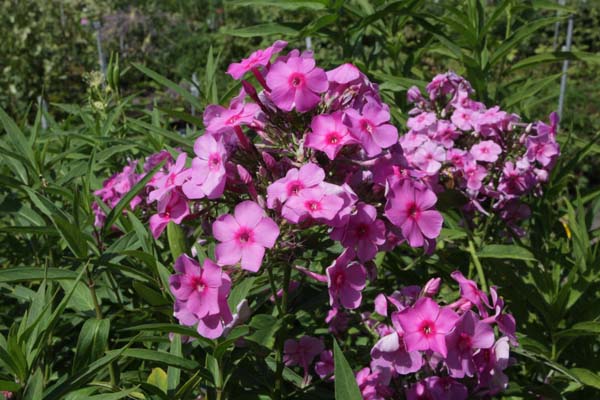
[421,277,441,297]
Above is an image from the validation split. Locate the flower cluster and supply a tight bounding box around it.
[402,72,559,234]
[358,272,516,399]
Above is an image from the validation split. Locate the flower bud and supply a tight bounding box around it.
[421,277,441,297]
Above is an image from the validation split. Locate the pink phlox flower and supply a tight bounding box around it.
[406,376,468,400]
[370,330,423,375]
[326,249,367,309]
[396,297,460,357]
[344,100,398,156]
[356,367,394,400]
[294,265,327,283]
[282,186,344,225]
[170,255,233,339]
[325,307,350,335]
[331,203,386,262]
[226,40,287,79]
[536,111,559,139]
[147,153,188,203]
[326,63,361,84]
[284,336,324,379]
[410,140,446,174]
[399,130,427,152]
[182,134,228,199]
[266,162,325,209]
[470,140,502,163]
[314,350,334,380]
[407,112,437,132]
[446,148,469,169]
[445,310,495,378]
[497,161,535,197]
[473,337,511,395]
[205,101,260,136]
[431,120,459,148]
[451,107,477,131]
[212,201,280,272]
[149,191,190,239]
[525,133,559,167]
[144,150,173,173]
[266,53,328,112]
[384,180,443,247]
[305,111,353,160]
[450,271,490,316]
[461,160,488,192]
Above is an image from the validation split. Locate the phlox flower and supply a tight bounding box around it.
[182,134,228,199]
[305,111,352,160]
[384,180,443,248]
[205,101,260,137]
[314,350,334,380]
[344,100,398,156]
[473,337,511,395]
[370,330,422,375]
[410,140,446,174]
[451,107,476,131]
[407,112,437,132]
[406,376,468,400]
[266,54,328,112]
[451,271,490,315]
[148,153,188,203]
[461,161,488,192]
[282,187,344,224]
[170,255,233,339]
[331,203,386,262]
[525,133,559,167]
[326,249,367,309]
[212,201,280,272]
[396,297,459,357]
[356,367,394,400]
[149,191,189,239]
[266,162,325,209]
[226,40,287,80]
[470,140,502,163]
[284,336,324,379]
[445,311,495,378]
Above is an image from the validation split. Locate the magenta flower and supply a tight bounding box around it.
[461,160,488,192]
[266,162,325,209]
[445,310,495,378]
[396,297,459,357]
[149,191,190,239]
[406,376,468,400]
[148,153,188,203]
[314,350,334,380]
[525,133,559,167]
[212,201,280,272]
[356,367,394,400]
[266,54,328,112]
[326,63,361,84]
[384,181,443,247]
[282,187,344,224]
[473,337,511,395]
[284,336,324,380]
[331,203,386,262]
[470,140,502,163]
[344,100,398,156]
[182,134,228,200]
[305,111,352,160]
[205,101,260,137]
[226,40,287,79]
[370,331,423,375]
[451,271,490,314]
[451,107,476,131]
[326,249,367,309]
[170,255,233,339]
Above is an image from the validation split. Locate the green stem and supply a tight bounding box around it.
[273,262,292,400]
[468,239,488,293]
[266,263,282,315]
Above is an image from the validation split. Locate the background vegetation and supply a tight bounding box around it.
[1,0,600,399]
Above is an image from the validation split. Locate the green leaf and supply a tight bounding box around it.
[246,314,281,349]
[148,368,168,393]
[106,348,209,375]
[228,0,327,10]
[73,318,111,372]
[23,368,44,400]
[221,23,299,38]
[167,222,187,260]
[0,106,37,175]
[0,380,20,391]
[333,340,362,400]
[102,161,164,237]
[87,387,141,400]
[570,368,600,390]
[0,268,78,283]
[133,63,202,110]
[556,321,600,337]
[167,335,182,393]
[477,244,536,261]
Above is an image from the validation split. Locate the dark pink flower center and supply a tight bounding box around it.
[407,202,420,219]
[325,132,342,145]
[289,72,305,88]
[286,180,305,196]
[190,275,205,292]
[226,114,240,125]
[305,200,322,212]
[208,153,222,170]
[360,119,374,134]
[355,223,369,238]
[458,332,472,351]
[419,320,435,337]
[333,270,345,287]
[480,146,489,154]
[235,227,254,245]
[167,173,177,186]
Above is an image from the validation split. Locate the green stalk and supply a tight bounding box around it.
[467,239,488,293]
[273,262,292,400]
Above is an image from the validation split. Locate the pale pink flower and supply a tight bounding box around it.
[411,141,446,174]
[344,100,398,156]
[147,153,188,203]
[182,134,227,199]
[226,40,287,79]
[282,187,344,224]
[212,201,280,272]
[407,112,437,132]
[470,140,502,163]
[149,191,189,239]
[266,162,325,209]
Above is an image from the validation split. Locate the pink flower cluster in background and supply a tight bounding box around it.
[403,72,560,234]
